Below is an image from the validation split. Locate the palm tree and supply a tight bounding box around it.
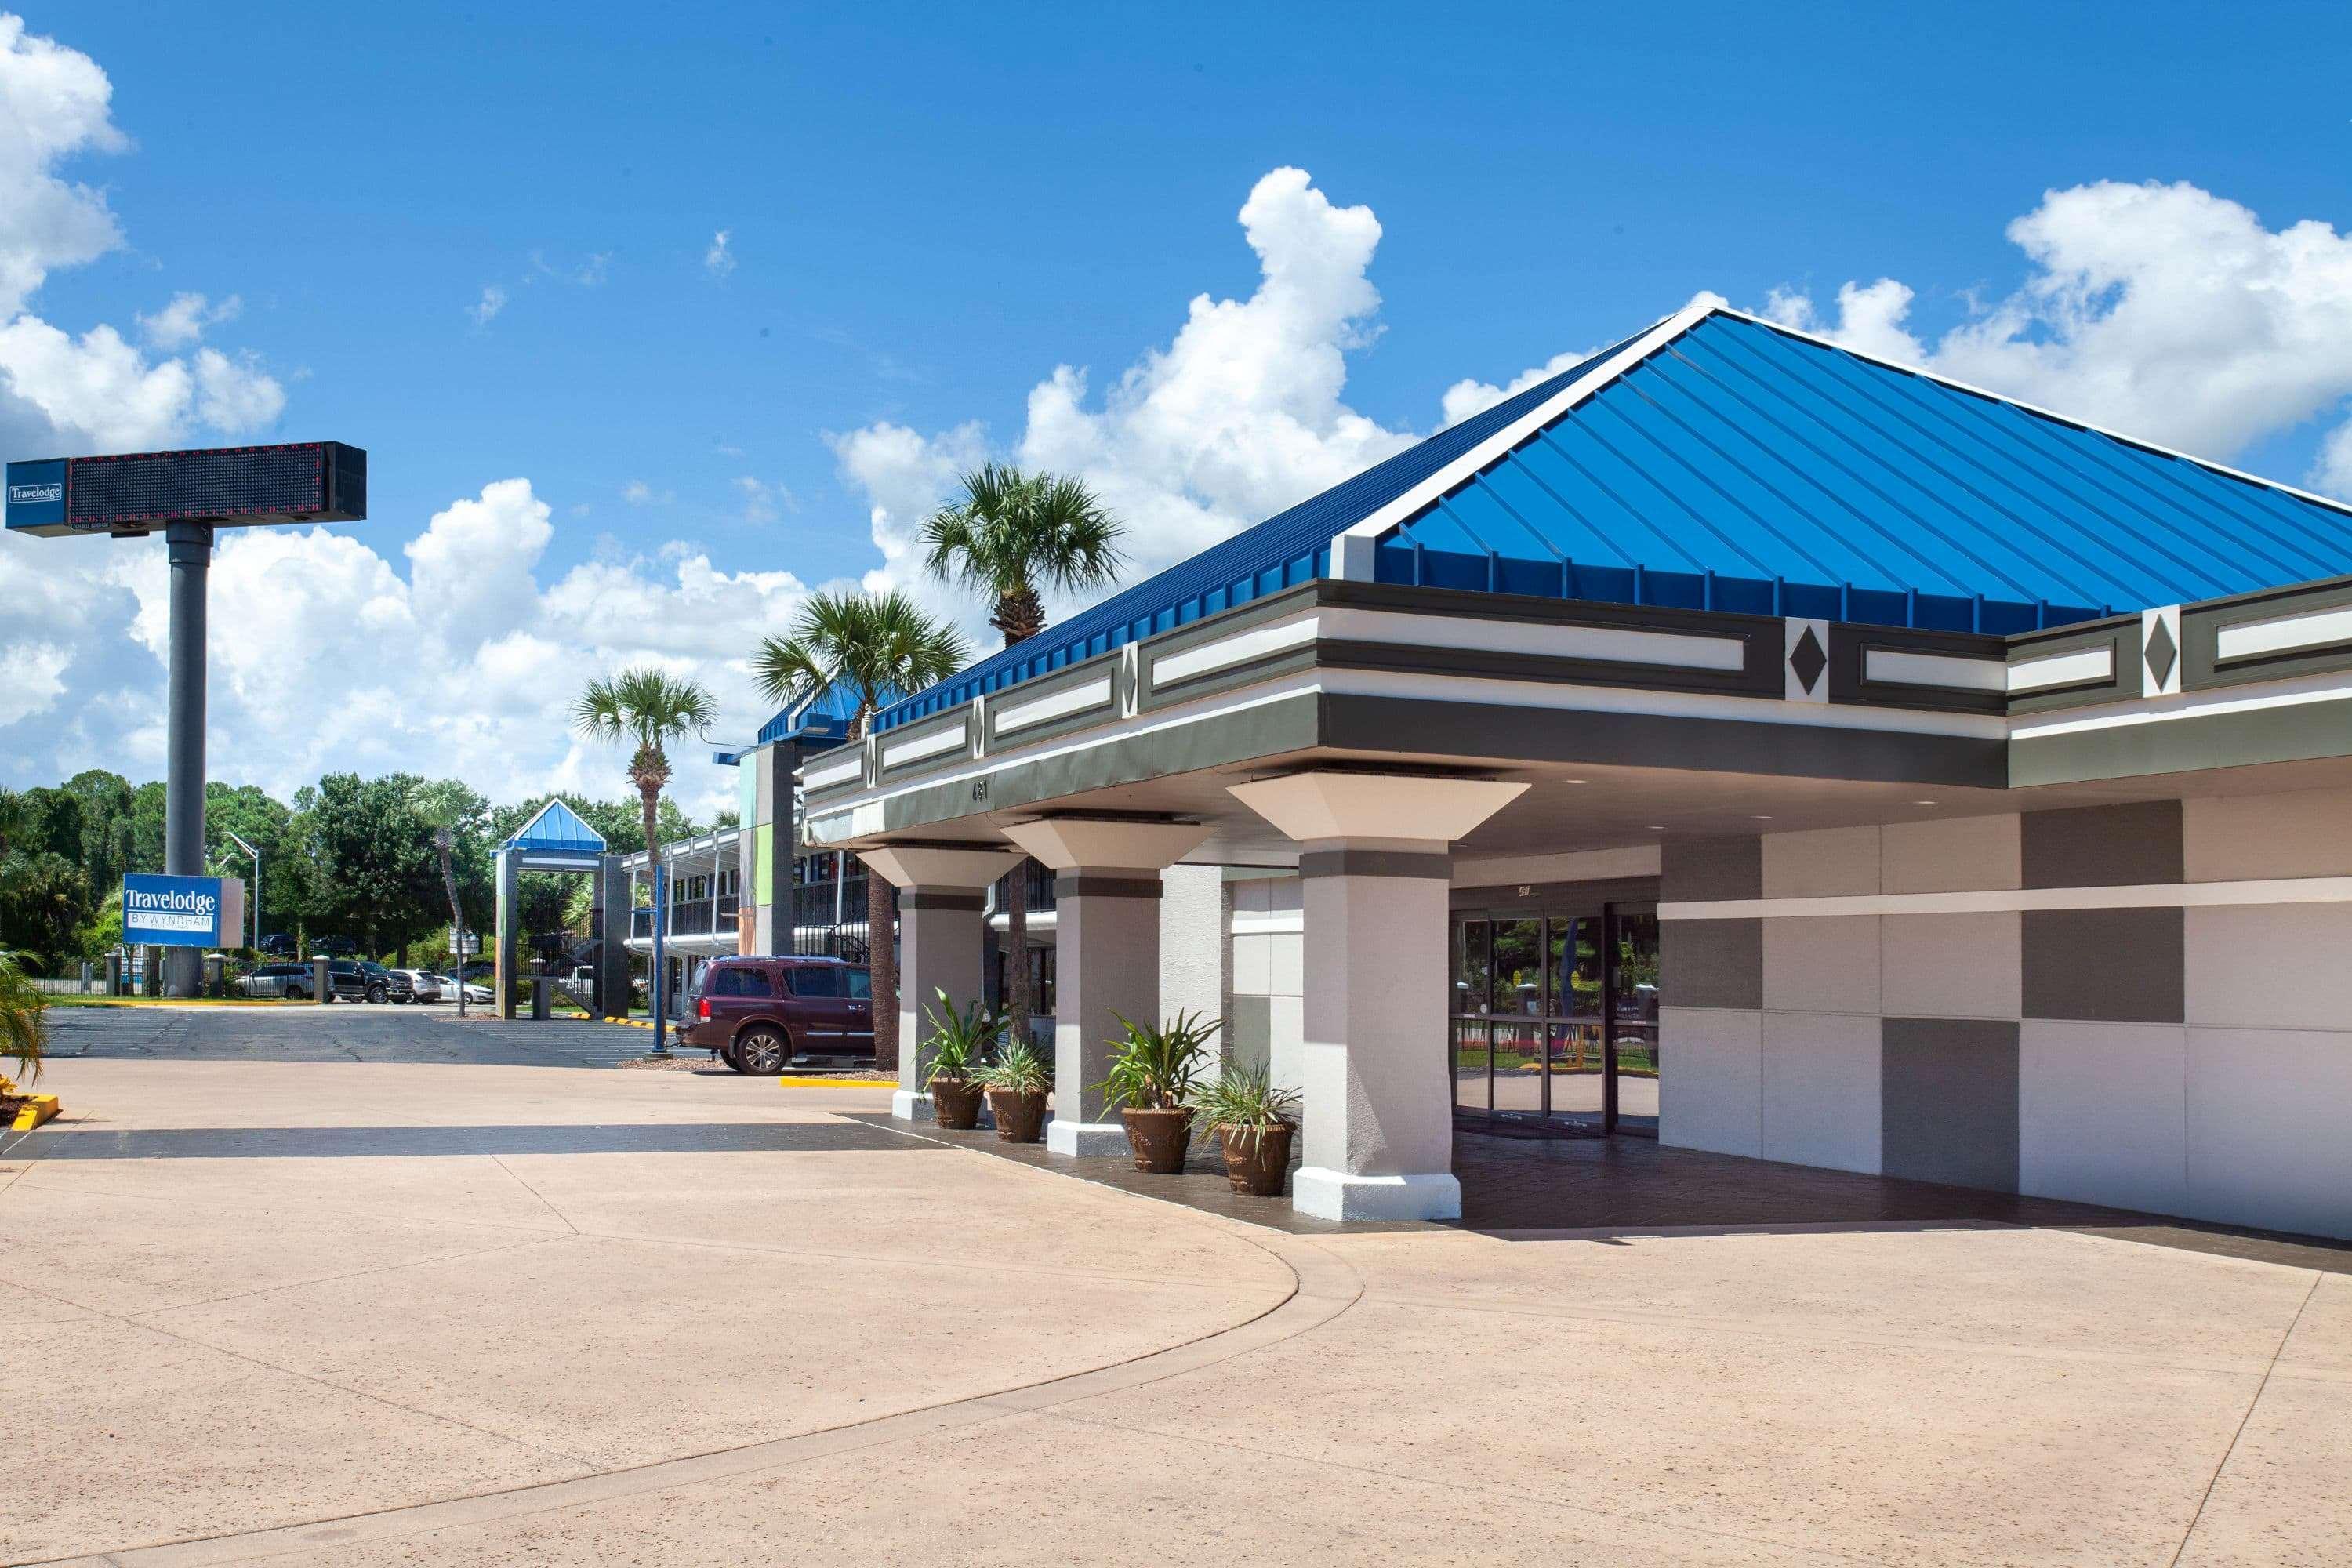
[920,463,1126,1041]
[574,669,717,1034]
[0,955,45,1086]
[412,781,479,1005]
[754,590,968,1073]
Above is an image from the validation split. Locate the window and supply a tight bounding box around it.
[786,966,842,997]
[707,966,773,998]
[845,967,870,1000]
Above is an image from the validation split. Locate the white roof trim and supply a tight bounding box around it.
[1330,299,2352,565]
[1330,301,1714,550]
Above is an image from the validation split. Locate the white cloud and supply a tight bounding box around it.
[704,229,735,278]
[137,290,239,351]
[467,284,507,325]
[20,477,813,817]
[733,474,794,524]
[622,479,673,506]
[0,639,67,725]
[0,16,282,456]
[832,167,1425,639]
[2315,421,2352,500]
[1441,347,1592,427]
[1759,181,2352,484]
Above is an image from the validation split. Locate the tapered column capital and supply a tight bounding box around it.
[1228,771,1526,845]
[857,843,1021,890]
[1002,816,1214,873]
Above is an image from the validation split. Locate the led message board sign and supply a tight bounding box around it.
[5,441,366,538]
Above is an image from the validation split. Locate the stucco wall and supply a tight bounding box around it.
[1228,873,1305,1097]
[1660,788,2352,1240]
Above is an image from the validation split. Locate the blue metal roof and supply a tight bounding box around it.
[503,798,607,854]
[873,332,1646,731]
[873,304,2352,730]
[755,677,895,746]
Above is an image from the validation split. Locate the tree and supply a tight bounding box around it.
[412,780,490,971]
[573,670,716,1027]
[61,771,135,894]
[303,773,444,956]
[920,463,1126,1040]
[753,591,968,1072]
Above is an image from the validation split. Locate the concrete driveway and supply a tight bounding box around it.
[5,1007,2346,1566]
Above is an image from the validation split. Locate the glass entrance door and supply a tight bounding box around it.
[1450,902,1660,1138]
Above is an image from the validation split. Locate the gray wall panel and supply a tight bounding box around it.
[1662,836,1764,901]
[2021,907,2185,1023]
[1663,917,1762,1010]
[1882,1017,2020,1191]
[2020,800,2183,888]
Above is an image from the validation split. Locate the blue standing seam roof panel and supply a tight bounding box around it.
[871,307,2352,731]
[503,798,608,854]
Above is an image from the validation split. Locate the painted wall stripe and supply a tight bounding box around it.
[1661,875,2352,920]
[2216,602,2352,662]
[2007,647,2113,693]
[1864,649,2007,691]
[993,674,1115,735]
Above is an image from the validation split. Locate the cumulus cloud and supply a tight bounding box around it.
[0,15,282,455]
[621,479,672,506]
[467,283,507,325]
[1759,181,2352,486]
[704,229,734,278]
[733,475,794,524]
[33,477,814,815]
[832,167,1424,637]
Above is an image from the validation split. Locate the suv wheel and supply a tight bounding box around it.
[735,1025,789,1076]
[285,983,308,1000]
[366,983,388,1004]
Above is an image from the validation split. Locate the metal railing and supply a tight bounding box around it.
[630,894,740,940]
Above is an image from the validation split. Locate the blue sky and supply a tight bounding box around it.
[5,2,2352,809]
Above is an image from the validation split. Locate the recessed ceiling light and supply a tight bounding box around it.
[1913,799,1936,806]
[1645,824,1666,830]
[1751,814,1773,820]
[1563,778,1588,785]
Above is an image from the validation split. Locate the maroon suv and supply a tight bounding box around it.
[684,956,874,1074]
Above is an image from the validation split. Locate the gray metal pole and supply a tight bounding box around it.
[163,521,212,998]
[650,860,669,1053]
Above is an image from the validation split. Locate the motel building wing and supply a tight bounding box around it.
[758,300,2352,1236]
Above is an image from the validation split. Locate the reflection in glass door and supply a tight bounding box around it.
[1448,901,1661,1138]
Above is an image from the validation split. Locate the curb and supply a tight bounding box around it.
[777,1078,897,1090]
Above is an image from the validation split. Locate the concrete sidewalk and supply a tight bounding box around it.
[5,1039,2346,1565]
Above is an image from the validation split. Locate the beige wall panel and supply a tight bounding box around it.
[1881,911,2022,1020]
[2184,786,2352,882]
[1881,814,2022,894]
[2019,1020,2188,1217]
[1658,1005,1762,1158]
[1761,826,1881,898]
[2185,903,2352,1032]
[1760,1011,1882,1174]
[1762,916,1882,1014]
[2186,1027,2352,1240]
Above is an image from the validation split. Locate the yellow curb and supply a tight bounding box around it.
[601,1017,655,1029]
[9,1094,60,1131]
[49,996,293,1008]
[776,1078,896,1090]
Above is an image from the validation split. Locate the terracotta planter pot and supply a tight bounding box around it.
[930,1076,984,1130]
[1217,1121,1295,1196]
[1120,1106,1194,1174]
[987,1087,1047,1143]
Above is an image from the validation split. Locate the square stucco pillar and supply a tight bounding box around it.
[1160,864,1233,1065]
[1004,818,1216,1158]
[1230,773,1527,1221]
[858,844,1020,1123]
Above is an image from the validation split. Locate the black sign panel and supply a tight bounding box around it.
[5,441,366,537]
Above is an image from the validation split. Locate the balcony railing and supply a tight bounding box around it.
[631,895,739,940]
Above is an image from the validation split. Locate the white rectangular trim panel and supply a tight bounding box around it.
[1866,649,2006,692]
[2216,604,2352,662]
[802,750,865,790]
[2007,647,2112,693]
[993,674,1115,736]
[1152,615,1320,686]
[880,724,969,770]
[1320,605,1746,671]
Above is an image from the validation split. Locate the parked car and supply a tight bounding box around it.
[237,961,314,999]
[318,959,391,1003]
[389,969,443,1004]
[257,933,299,959]
[310,936,360,960]
[437,973,493,1005]
[681,956,873,1074]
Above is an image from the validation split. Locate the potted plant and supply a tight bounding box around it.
[1195,1062,1301,1196]
[920,988,1005,1131]
[973,1037,1052,1143]
[0,956,48,1125]
[1098,1010,1220,1174]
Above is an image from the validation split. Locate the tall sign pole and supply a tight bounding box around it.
[163,521,213,996]
[7,442,366,998]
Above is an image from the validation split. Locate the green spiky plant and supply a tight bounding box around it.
[972,1036,1053,1095]
[919,988,1008,1086]
[1096,1010,1221,1112]
[1193,1061,1301,1156]
[0,955,47,1086]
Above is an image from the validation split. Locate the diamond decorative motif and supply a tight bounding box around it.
[1789,626,1828,695]
[2144,617,2177,689]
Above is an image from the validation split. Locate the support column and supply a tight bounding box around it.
[596,854,631,1018]
[858,844,1020,1123]
[162,521,212,997]
[1229,774,1526,1221]
[494,848,519,1020]
[1004,819,1214,1158]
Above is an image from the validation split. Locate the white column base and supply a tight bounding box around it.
[1291,1167,1461,1222]
[1046,1116,1131,1158]
[891,1090,932,1123]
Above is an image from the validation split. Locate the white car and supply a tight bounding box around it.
[437,974,493,1005]
[390,969,444,1004]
